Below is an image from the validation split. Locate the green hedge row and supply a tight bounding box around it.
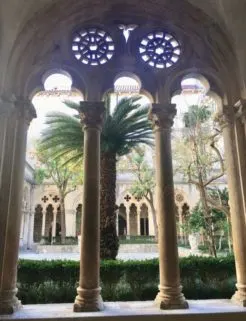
[17,256,236,304]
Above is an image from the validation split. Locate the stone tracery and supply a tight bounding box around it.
[72,28,115,66]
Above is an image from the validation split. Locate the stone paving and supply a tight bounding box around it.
[19,247,192,261]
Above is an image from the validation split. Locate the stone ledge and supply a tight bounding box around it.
[1,300,246,321]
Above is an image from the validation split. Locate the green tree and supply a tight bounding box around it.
[128,148,158,240]
[207,187,232,252]
[39,96,153,259]
[35,146,83,244]
[173,104,225,257]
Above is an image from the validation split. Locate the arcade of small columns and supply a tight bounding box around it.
[33,202,61,243]
[1,96,246,314]
[117,196,151,237]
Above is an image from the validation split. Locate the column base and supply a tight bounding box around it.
[0,290,21,315]
[231,285,246,307]
[73,287,104,312]
[155,286,189,310]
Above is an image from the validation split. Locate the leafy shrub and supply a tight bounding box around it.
[17,255,236,304]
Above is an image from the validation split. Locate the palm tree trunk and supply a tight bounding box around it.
[100,152,119,259]
[59,193,66,244]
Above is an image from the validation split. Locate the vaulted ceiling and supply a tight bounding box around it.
[0,0,246,100]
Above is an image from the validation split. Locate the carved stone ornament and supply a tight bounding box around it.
[149,103,177,129]
[0,96,16,116]
[235,99,246,123]
[0,96,36,125]
[15,98,37,125]
[215,106,235,129]
[79,102,105,129]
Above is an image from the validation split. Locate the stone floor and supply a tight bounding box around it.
[1,300,246,321]
[19,247,192,261]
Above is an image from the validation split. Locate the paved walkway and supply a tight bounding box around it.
[19,247,192,261]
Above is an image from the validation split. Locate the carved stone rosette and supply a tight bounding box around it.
[79,102,105,130]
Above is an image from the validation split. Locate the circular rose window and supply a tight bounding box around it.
[72,28,115,66]
[175,193,184,203]
[139,31,181,68]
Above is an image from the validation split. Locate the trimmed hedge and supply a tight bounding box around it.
[17,256,236,304]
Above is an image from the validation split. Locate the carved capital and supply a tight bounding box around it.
[235,99,246,124]
[215,105,235,129]
[0,95,15,116]
[0,95,36,125]
[79,102,105,130]
[149,103,176,130]
[15,98,37,125]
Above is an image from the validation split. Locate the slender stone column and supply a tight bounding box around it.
[116,209,119,236]
[149,104,188,310]
[41,211,46,238]
[74,102,104,312]
[52,208,57,243]
[178,207,184,244]
[218,106,246,306]
[0,96,36,314]
[235,102,246,217]
[137,206,141,236]
[126,206,130,237]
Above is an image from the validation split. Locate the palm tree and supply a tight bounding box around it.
[40,96,153,259]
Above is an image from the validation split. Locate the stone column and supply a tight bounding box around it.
[116,209,119,236]
[74,102,104,312]
[235,102,246,217]
[126,206,130,237]
[0,96,36,314]
[41,210,46,238]
[218,106,246,306]
[52,207,58,243]
[149,103,188,310]
[27,187,35,249]
[178,207,184,244]
[137,206,141,236]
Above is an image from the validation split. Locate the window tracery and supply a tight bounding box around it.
[72,28,115,66]
[139,31,181,68]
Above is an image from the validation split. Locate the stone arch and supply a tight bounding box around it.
[162,68,230,105]
[2,0,239,102]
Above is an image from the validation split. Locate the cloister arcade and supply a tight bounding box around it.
[1,0,246,319]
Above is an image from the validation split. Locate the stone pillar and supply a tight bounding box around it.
[149,103,188,310]
[137,206,141,236]
[235,102,246,217]
[218,106,246,306]
[126,206,130,237]
[41,210,46,238]
[74,102,104,312]
[178,207,184,244]
[52,207,58,243]
[116,209,119,236]
[0,96,36,314]
[27,187,35,249]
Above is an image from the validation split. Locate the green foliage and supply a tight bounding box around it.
[40,96,153,163]
[17,256,236,303]
[183,105,212,128]
[129,148,155,199]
